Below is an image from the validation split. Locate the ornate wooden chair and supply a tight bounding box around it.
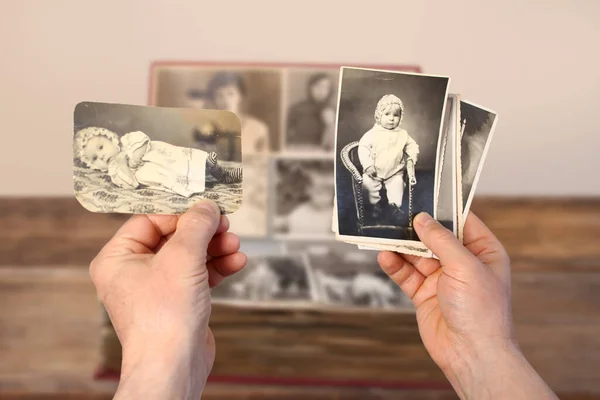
[340,141,416,239]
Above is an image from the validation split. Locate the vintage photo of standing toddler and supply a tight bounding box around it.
[334,67,450,247]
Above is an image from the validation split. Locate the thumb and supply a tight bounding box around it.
[413,212,479,279]
[160,200,221,267]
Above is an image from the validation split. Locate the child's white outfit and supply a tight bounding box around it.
[108,131,208,198]
[358,124,419,207]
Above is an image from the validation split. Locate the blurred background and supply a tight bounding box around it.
[1,1,599,399]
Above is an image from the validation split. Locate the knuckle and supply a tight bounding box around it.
[89,257,100,283]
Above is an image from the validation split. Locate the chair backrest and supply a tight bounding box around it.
[348,145,362,175]
[340,141,363,180]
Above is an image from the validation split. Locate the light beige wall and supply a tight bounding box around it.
[1,0,599,196]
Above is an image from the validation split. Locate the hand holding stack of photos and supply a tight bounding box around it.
[73,62,497,313]
[332,67,498,258]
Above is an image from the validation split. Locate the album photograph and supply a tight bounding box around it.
[210,254,319,307]
[150,64,283,153]
[271,155,335,240]
[72,101,243,215]
[283,241,412,311]
[334,67,451,247]
[282,68,340,153]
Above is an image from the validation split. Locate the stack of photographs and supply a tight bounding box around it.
[332,67,498,258]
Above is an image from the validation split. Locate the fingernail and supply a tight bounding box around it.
[192,200,219,215]
[414,212,434,228]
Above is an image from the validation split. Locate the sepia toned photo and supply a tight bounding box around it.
[72,101,243,215]
[210,255,318,306]
[271,156,335,239]
[226,153,269,238]
[335,67,450,246]
[284,241,412,310]
[460,100,498,219]
[150,65,283,153]
[283,68,339,152]
[436,94,461,235]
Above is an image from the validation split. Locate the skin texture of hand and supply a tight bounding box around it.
[89,200,246,400]
[378,212,558,400]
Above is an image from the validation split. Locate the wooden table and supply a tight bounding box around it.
[1,197,599,399]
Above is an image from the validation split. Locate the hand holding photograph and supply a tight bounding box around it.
[73,101,243,215]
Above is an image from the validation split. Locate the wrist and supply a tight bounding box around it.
[116,330,211,400]
[444,341,557,400]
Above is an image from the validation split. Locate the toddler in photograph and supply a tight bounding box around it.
[74,127,242,198]
[358,94,419,220]
[286,171,334,236]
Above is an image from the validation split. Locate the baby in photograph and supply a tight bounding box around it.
[286,171,334,236]
[75,127,242,198]
[358,94,419,222]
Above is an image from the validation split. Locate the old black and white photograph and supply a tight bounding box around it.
[436,94,460,235]
[335,67,450,245]
[460,100,498,219]
[283,68,339,152]
[72,101,243,215]
[226,153,269,238]
[151,65,283,153]
[271,156,335,239]
[210,255,318,306]
[284,241,412,310]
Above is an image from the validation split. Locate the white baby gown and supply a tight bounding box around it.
[108,131,208,198]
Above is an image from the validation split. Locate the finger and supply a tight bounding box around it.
[378,251,425,299]
[207,232,240,258]
[207,252,247,287]
[411,268,442,307]
[160,200,221,267]
[156,215,229,256]
[100,214,179,256]
[413,213,479,280]
[463,212,511,282]
[401,253,441,277]
[217,215,230,235]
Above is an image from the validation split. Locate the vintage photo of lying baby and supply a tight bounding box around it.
[73,102,243,215]
[334,67,451,248]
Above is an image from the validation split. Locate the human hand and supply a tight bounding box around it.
[378,213,557,400]
[89,200,247,399]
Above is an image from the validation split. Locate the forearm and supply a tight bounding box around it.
[445,344,558,400]
[115,335,209,400]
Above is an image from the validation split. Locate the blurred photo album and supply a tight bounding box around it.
[332,67,498,258]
